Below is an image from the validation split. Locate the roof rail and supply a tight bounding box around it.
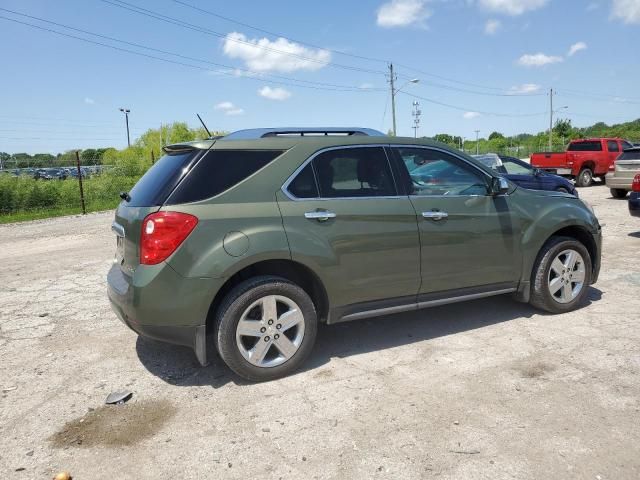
[221,127,386,140]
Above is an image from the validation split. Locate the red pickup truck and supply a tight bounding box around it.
[530,138,633,187]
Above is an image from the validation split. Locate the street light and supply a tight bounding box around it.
[389,63,419,136]
[119,108,131,147]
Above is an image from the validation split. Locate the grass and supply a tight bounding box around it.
[0,200,118,224]
[0,174,137,224]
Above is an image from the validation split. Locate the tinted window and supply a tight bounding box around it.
[167,150,283,204]
[622,141,633,150]
[568,141,603,151]
[313,147,396,198]
[395,147,488,196]
[620,149,640,160]
[607,140,620,152]
[128,151,197,207]
[288,163,318,198]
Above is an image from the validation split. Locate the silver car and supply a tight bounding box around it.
[606,147,640,198]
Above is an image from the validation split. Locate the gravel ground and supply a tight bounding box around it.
[1,184,639,479]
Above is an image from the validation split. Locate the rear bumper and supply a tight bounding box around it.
[630,192,640,217]
[605,174,632,190]
[107,263,223,366]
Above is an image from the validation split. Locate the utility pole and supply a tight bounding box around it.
[119,108,131,147]
[548,88,553,152]
[411,101,421,138]
[389,63,397,136]
[475,130,480,155]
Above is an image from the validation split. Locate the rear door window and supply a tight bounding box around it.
[607,140,620,152]
[167,149,284,204]
[568,141,603,152]
[312,147,396,198]
[127,150,199,207]
[287,163,319,198]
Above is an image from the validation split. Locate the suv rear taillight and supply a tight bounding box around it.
[140,212,198,265]
[609,162,616,171]
[633,174,640,193]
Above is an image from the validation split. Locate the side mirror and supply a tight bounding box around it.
[491,177,510,196]
[533,168,542,176]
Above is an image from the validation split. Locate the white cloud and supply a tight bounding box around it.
[359,83,375,89]
[215,101,244,116]
[586,2,599,11]
[517,52,563,67]
[484,18,501,34]
[568,41,587,56]
[478,0,549,16]
[463,111,481,119]
[84,97,95,105]
[222,32,331,73]
[611,0,640,24]
[508,83,541,94]
[376,0,431,28]
[258,86,292,101]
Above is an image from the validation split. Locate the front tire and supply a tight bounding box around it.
[610,188,628,199]
[214,276,317,382]
[576,168,593,188]
[529,237,592,314]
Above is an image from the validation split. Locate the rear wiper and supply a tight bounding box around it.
[119,191,131,202]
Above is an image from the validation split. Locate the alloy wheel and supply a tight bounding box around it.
[235,295,305,367]
[547,249,586,304]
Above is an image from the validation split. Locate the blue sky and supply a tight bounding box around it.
[1,0,639,154]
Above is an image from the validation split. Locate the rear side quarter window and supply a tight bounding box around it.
[167,149,284,204]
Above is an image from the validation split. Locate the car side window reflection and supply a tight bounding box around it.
[395,148,488,196]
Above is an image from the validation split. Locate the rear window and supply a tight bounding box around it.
[167,150,284,204]
[620,149,640,160]
[568,141,603,152]
[127,151,198,207]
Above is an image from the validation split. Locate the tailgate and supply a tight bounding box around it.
[111,148,204,275]
[531,152,568,168]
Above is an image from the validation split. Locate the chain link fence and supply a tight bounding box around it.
[0,151,156,222]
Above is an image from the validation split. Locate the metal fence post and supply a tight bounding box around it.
[75,151,86,215]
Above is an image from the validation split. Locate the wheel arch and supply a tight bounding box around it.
[206,259,330,331]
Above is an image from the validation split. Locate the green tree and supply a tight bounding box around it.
[488,131,504,140]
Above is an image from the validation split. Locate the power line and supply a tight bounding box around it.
[398,91,548,118]
[170,0,390,65]
[168,0,546,97]
[0,8,384,92]
[98,0,386,76]
[0,14,383,93]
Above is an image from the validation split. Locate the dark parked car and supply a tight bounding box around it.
[473,154,577,196]
[630,174,640,217]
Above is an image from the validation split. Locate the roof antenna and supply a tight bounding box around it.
[196,113,212,138]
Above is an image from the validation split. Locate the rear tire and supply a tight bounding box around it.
[576,168,593,188]
[529,236,592,314]
[610,188,628,199]
[214,275,317,382]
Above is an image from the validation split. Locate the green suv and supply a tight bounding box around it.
[107,128,601,381]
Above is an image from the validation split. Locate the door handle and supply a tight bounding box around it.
[304,211,337,221]
[422,211,448,221]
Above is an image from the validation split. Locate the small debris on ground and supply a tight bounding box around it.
[38,313,49,317]
[2,386,18,393]
[105,390,133,405]
[450,449,480,455]
[53,472,72,480]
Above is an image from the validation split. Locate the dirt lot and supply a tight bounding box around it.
[1,184,639,479]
